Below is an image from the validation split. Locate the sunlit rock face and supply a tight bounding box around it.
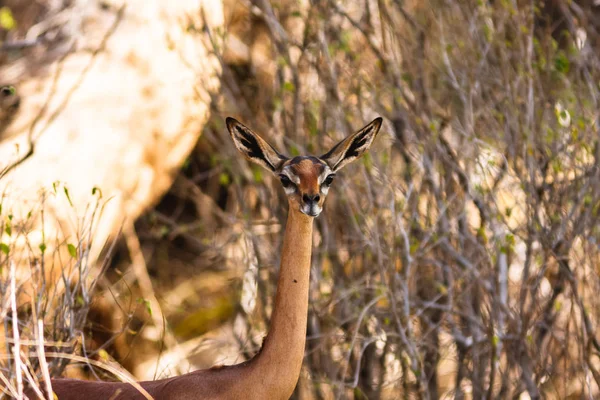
[0,0,223,278]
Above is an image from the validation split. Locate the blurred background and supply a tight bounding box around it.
[1,0,600,398]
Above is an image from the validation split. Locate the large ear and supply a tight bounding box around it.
[320,117,382,171]
[226,117,287,172]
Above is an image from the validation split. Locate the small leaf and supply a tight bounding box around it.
[554,53,570,74]
[159,225,169,237]
[477,226,488,244]
[4,224,11,237]
[0,85,15,95]
[276,56,287,67]
[39,243,47,253]
[98,349,110,361]
[218,173,230,186]
[554,300,562,312]
[92,186,103,198]
[252,168,263,183]
[289,145,300,157]
[437,283,448,295]
[362,152,373,170]
[505,233,515,246]
[137,298,153,316]
[0,7,16,30]
[0,243,9,255]
[64,187,73,207]
[67,243,77,258]
[283,81,295,93]
[492,335,499,347]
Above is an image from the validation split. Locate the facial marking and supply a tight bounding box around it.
[282,184,296,196]
[281,166,301,185]
[301,202,322,217]
[318,165,333,184]
[295,159,321,194]
[278,156,335,217]
[285,157,325,195]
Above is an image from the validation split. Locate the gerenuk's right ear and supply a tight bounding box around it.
[226,117,288,172]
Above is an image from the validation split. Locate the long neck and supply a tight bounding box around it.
[246,208,314,393]
[47,208,314,400]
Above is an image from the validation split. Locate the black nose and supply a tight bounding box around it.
[303,193,320,203]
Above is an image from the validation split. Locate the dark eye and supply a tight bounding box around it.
[323,174,335,186]
[279,174,293,188]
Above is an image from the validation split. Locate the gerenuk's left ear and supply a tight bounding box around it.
[320,117,382,172]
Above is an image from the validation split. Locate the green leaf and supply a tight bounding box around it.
[218,173,230,186]
[92,186,103,198]
[159,225,169,238]
[0,243,9,255]
[67,243,77,258]
[4,224,11,236]
[252,168,263,183]
[276,56,287,67]
[0,7,16,30]
[492,335,499,347]
[554,300,562,312]
[64,187,73,207]
[409,239,420,254]
[0,85,15,95]
[137,298,153,316]
[39,243,46,254]
[554,53,570,74]
[289,145,300,157]
[282,81,295,93]
[362,152,373,171]
[551,159,563,173]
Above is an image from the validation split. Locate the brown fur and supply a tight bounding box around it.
[290,158,324,196]
[48,209,314,400]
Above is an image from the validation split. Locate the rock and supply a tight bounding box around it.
[0,0,223,281]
